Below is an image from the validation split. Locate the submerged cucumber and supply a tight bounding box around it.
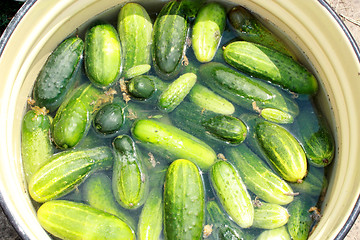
[257,226,291,240]
[93,101,124,136]
[287,198,314,240]
[252,203,290,229]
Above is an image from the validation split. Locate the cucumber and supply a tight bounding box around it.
[84,22,121,87]
[252,203,290,229]
[198,62,299,118]
[29,146,114,203]
[223,41,318,95]
[164,159,205,240]
[128,75,156,100]
[37,200,135,240]
[131,119,217,170]
[52,83,102,149]
[138,188,163,240]
[228,6,294,57]
[112,135,149,209]
[260,108,294,124]
[118,3,153,79]
[93,101,124,136]
[257,226,291,240]
[21,109,53,183]
[158,72,197,112]
[210,160,254,228]
[179,0,205,18]
[152,1,188,79]
[192,2,226,63]
[82,172,136,230]
[255,121,307,182]
[226,145,294,205]
[189,83,235,115]
[287,197,314,240]
[32,37,83,112]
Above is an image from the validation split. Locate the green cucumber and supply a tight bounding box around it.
[257,226,291,240]
[21,109,53,183]
[32,37,83,112]
[252,203,290,229]
[210,160,254,228]
[164,159,205,239]
[179,0,205,18]
[138,188,163,240]
[82,172,136,230]
[223,41,318,94]
[226,145,294,205]
[29,146,114,203]
[260,108,294,124]
[198,62,299,118]
[112,135,149,209]
[128,75,156,100]
[228,6,294,57]
[192,2,226,63]
[131,119,217,170]
[52,83,102,149]
[287,197,314,240]
[37,200,135,240]
[118,3,153,79]
[158,72,197,112]
[152,1,188,79]
[84,23,121,87]
[93,101,124,136]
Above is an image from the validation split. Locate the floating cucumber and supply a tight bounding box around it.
[252,203,290,229]
[287,197,314,240]
[257,226,291,240]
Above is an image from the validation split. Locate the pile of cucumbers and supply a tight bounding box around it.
[21,1,335,240]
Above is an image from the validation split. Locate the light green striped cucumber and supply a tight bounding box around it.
[138,188,163,240]
[253,203,290,229]
[29,146,114,203]
[210,160,254,228]
[158,72,197,112]
[118,3,153,79]
[84,22,121,87]
[52,83,102,149]
[131,119,217,170]
[287,197,314,240]
[192,2,226,63]
[223,41,318,95]
[164,159,205,239]
[260,108,294,124]
[21,109,53,183]
[112,135,149,209]
[82,172,136,230]
[257,226,291,240]
[37,200,135,240]
[226,145,294,205]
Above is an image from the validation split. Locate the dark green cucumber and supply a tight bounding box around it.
[118,3,153,79]
[210,160,254,228]
[257,226,291,240]
[223,41,318,94]
[198,62,299,118]
[137,188,163,240]
[228,6,294,57]
[21,109,53,183]
[112,135,149,209]
[179,0,205,18]
[226,145,294,205]
[164,159,205,239]
[82,172,136,230]
[93,101,124,136]
[192,2,226,63]
[37,200,135,240]
[128,75,168,102]
[131,119,217,170]
[84,23,121,87]
[29,146,114,203]
[152,1,188,79]
[33,37,83,112]
[252,203,290,229]
[52,83,102,149]
[287,197,314,240]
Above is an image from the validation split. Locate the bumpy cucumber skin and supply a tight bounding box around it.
[223,41,318,95]
[192,2,226,63]
[252,203,290,229]
[257,226,291,240]
[33,37,83,112]
[256,121,307,182]
[210,161,254,228]
[93,102,124,136]
[226,145,294,205]
[152,1,188,79]
[287,198,314,240]
[21,110,53,183]
[37,200,135,240]
[118,3,153,79]
[260,108,294,124]
[52,83,102,149]
[179,0,205,18]
[131,119,217,170]
[84,23,122,87]
[158,72,197,112]
[82,172,136,230]
[128,75,156,100]
[164,159,205,240]
[112,135,149,209]
[29,146,114,203]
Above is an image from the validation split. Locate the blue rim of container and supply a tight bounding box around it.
[0,0,359,239]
